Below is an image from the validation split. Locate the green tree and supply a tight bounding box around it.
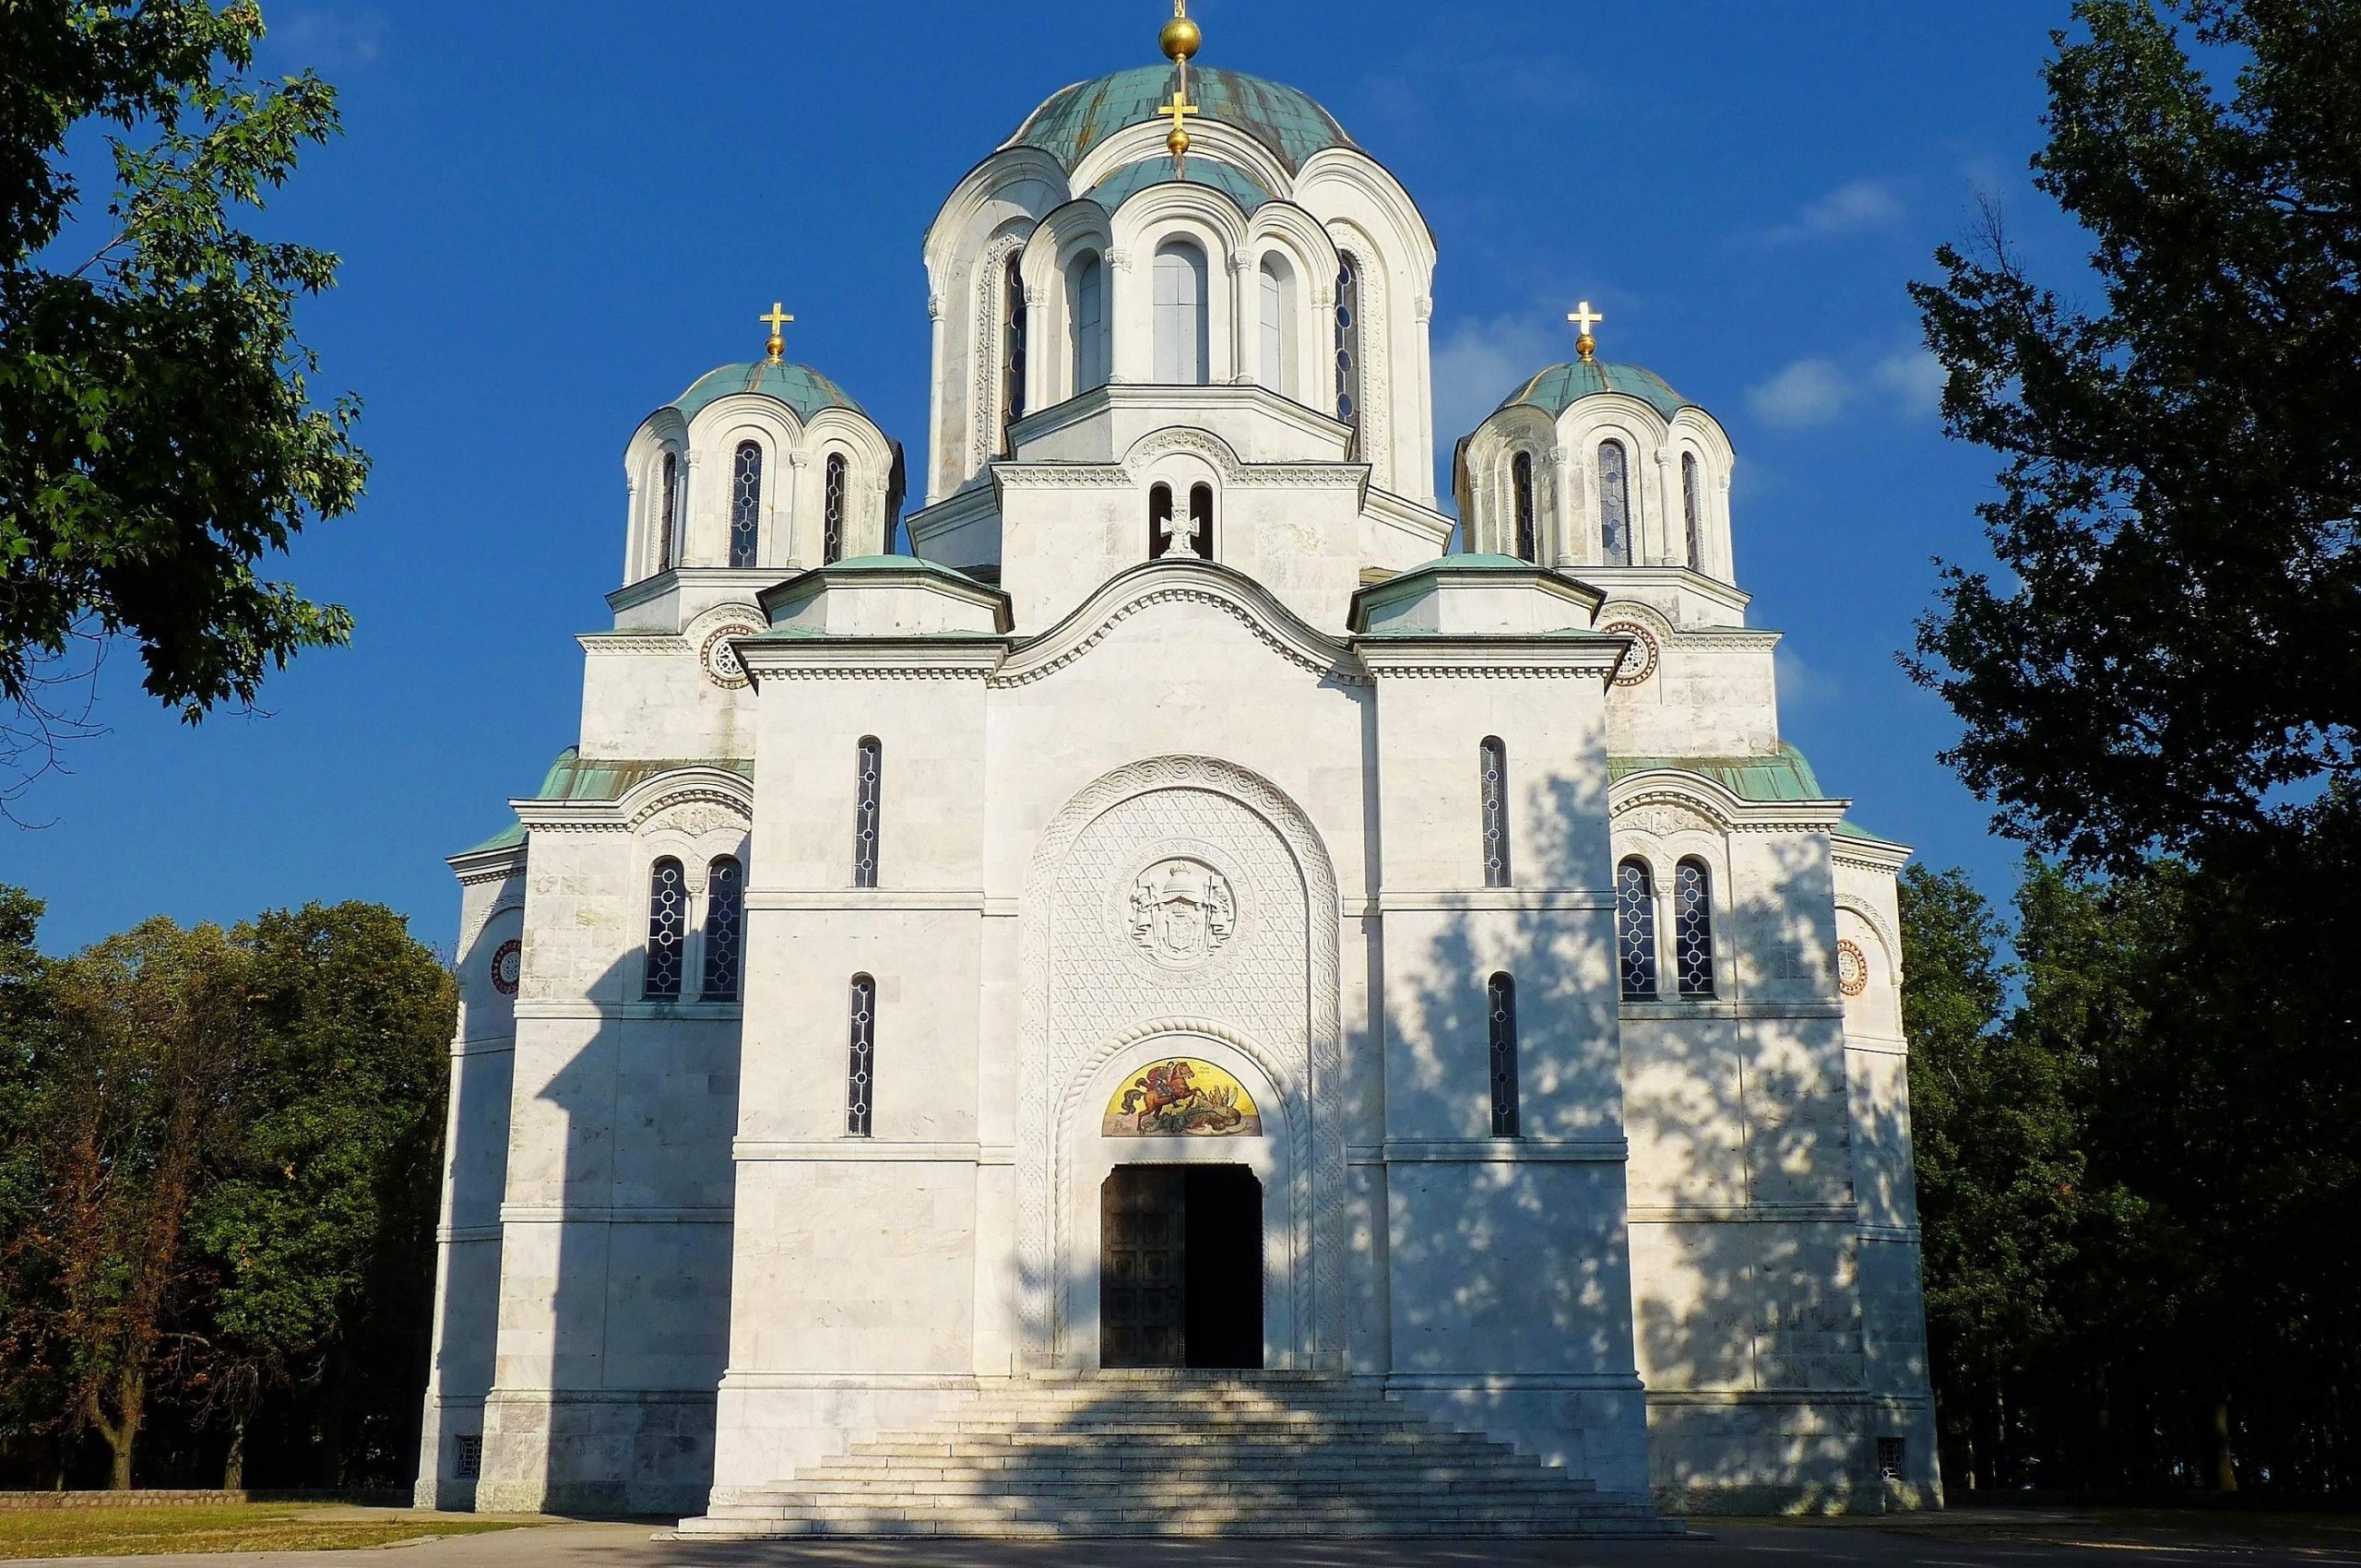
[1907,0,2361,868]
[1,1,366,814]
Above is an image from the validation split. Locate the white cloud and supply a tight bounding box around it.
[269,8,386,67]
[1431,313,1556,457]
[1766,179,1908,244]
[1776,644,1843,710]
[1873,349,1946,417]
[1746,358,1854,429]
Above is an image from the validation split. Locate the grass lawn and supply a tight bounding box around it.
[0,1503,532,1560]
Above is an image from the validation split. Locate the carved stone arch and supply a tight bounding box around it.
[1326,220,1389,484]
[1835,894,1903,982]
[1121,425,1250,485]
[1016,755,1345,1370]
[972,227,1033,471]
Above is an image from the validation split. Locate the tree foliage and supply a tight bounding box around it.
[1908,0,2361,868]
[0,1,366,813]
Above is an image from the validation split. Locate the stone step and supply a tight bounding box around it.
[804,1462,1581,1487]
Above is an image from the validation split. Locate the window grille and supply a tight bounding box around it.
[658,451,679,570]
[1877,1437,1906,1481]
[1149,482,1174,558]
[1617,859,1658,999]
[846,974,877,1136]
[729,441,761,568]
[1512,451,1537,562]
[701,856,744,1002]
[1479,737,1510,888]
[824,454,848,564]
[1599,439,1633,565]
[1153,240,1209,386]
[1487,972,1520,1137]
[1675,859,1715,996]
[645,858,687,999]
[1072,253,1107,391]
[852,737,882,888]
[1681,450,1703,571]
[453,1433,482,1480]
[1002,255,1027,453]
[1335,255,1363,456]
[1188,483,1214,559]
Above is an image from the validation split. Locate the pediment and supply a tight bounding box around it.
[991,559,1366,690]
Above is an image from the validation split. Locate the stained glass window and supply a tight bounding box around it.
[1599,439,1633,565]
[1675,859,1715,996]
[1153,240,1209,386]
[1188,483,1213,559]
[1335,255,1363,456]
[1480,737,1510,888]
[853,737,882,888]
[1002,255,1027,454]
[824,453,848,564]
[658,451,679,571]
[1072,253,1106,392]
[1512,451,1537,562]
[645,858,687,999]
[701,856,744,1002]
[1487,972,1520,1138]
[729,442,761,568]
[1617,859,1658,1000]
[846,974,876,1136]
[1682,450,1703,571]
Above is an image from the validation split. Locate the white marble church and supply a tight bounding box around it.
[417,9,1937,1532]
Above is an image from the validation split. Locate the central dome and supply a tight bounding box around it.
[1005,65,1355,175]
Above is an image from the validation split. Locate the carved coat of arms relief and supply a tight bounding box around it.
[1127,858,1238,970]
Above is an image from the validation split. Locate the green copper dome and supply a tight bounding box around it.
[667,361,866,424]
[1085,156,1274,216]
[1008,65,1354,176]
[1498,361,1692,422]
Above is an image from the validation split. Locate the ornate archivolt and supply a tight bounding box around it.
[1015,755,1345,1368]
[994,558,1363,690]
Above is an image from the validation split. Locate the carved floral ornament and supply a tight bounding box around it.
[1601,620,1660,687]
[1836,939,1869,998]
[699,624,763,689]
[490,939,523,997]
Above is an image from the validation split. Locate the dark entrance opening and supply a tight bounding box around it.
[1100,1164,1264,1370]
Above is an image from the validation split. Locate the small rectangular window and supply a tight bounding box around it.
[847,974,877,1137]
[1876,1437,1906,1481]
[853,738,882,888]
[1479,738,1511,888]
[1487,972,1520,1138]
[454,1433,483,1479]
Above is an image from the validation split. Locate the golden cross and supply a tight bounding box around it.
[760,302,794,363]
[1160,89,1199,160]
[1567,300,1605,362]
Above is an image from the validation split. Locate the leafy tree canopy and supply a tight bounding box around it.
[1909,0,2360,868]
[0,1,365,811]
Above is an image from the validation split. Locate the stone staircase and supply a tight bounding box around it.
[670,1372,1683,1538]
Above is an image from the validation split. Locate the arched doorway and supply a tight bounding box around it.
[1101,1164,1264,1370]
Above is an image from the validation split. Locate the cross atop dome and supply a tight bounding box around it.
[1159,1,1203,171]
[760,302,794,364]
[1567,301,1605,363]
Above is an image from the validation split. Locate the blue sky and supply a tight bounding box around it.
[8,0,2086,955]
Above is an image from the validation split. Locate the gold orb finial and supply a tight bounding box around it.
[1568,301,1605,363]
[1161,0,1200,62]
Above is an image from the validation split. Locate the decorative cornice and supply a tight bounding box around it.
[578,633,691,657]
[994,560,1364,689]
[1610,767,1851,836]
[734,639,1006,683]
[1355,636,1624,681]
[448,845,526,885]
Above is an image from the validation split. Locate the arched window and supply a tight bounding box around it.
[1479,737,1510,887]
[1335,255,1363,456]
[1598,439,1634,566]
[1617,859,1658,1000]
[1258,255,1292,396]
[1188,483,1213,559]
[823,453,848,564]
[1070,252,1107,393]
[1487,972,1520,1138]
[1149,482,1175,558]
[658,451,680,571]
[1152,240,1209,386]
[1675,859,1715,996]
[645,858,687,1000]
[729,441,762,568]
[852,737,882,888]
[846,974,877,1137]
[1681,450,1703,571]
[1001,255,1027,454]
[1512,451,1537,563]
[701,855,744,1001]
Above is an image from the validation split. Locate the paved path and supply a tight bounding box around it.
[18,1515,2361,1568]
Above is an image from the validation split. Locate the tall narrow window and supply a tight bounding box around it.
[1512,452,1537,562]
[1675,859,1715,996]
[1335,255,1363,455]
[824,453,848,564]
[852,736,882,888]
[1001,255,1027,454]
[1681,450,1703,571]
[1188,483,1213,559]
[1487,972,1520,1138]
[1152,240,1209,386]
[1258,255,1289,395]
[645,858,687,999]
[1479,737,1510,887]
[1598,439,1634,565]
[1071,253,1107,392]
[1617,859,1658,1000]
[846,974,877,1137]
[658,451,680,571]
[701,856,744,1002]
[729,441,762,568]
[1149,482,1175,558]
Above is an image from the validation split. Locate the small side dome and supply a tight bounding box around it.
[667,361,867,424]
[1085,156,1274,216]
[1498,361,1692,422]
[1007,65,1355,174]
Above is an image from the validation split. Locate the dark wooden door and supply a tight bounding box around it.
[1101,1166,1186,1367]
